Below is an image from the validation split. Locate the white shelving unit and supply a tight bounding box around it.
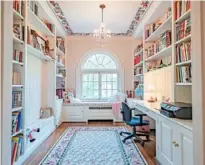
[145,16,172,42]
[145,45,172,62]
[132,1,192,104]
[134,49,143,56]
[0,1,67,165]
[13,36,24,44]
[27,7,54,37]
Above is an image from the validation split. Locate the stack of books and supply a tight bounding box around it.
[176,66,192,83]
[175,0,191,20]
[56,37,65,53]
[12,112,22,135]
[176,41,191,63]
[176,18,191,41]
[12,135,24,164]
[13,50,23,63]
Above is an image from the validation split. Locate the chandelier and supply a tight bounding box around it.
[93,4,111,47]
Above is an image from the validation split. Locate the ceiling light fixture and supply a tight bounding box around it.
[93,4,111,47]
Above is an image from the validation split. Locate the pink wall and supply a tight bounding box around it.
[65,36,135,91]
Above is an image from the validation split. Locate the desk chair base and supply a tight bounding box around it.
[120,127,149,147]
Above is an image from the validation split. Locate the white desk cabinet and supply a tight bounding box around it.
[156,115,193,165]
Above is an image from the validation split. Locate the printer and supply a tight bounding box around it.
[160,102,192,119]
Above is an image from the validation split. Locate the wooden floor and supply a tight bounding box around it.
[24,122,158,165]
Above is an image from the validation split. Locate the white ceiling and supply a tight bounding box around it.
[58,1,141,34]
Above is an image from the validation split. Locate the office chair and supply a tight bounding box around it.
[120,102,150,146]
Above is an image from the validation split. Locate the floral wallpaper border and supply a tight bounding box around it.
[48,0,152,36]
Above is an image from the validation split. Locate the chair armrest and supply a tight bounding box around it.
[134,114,147,124]
[135,114,147,117]
[130,108,136,111]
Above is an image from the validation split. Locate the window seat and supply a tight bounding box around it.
[62,102,122,122]
[63,102,113,106]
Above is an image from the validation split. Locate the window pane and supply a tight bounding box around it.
[83,74,88,81]
[102,82,107,89]
[94,82,98,89]
[102,74,106,81]
[83,54,117,69]
[82,73,99,99]
[101,90,107,98]
[112,82,117,89]
[100,73,118,99]
[107,82,112,89]
[107,90,112,98]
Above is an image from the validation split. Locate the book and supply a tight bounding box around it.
[175,0,190,20]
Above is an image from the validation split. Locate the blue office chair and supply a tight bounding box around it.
[120,102,150,146]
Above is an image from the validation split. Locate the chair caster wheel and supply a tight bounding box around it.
[122,139,126,143]
[120,132,123,136]
[140,141,145,147]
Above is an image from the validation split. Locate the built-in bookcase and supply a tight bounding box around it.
[132,1,192,103]
[12,1,26,164]
[133,43,144,90]
[2,1,67,165]
[173,1,192,103]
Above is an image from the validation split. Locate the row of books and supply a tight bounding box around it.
[13,50,23,63]
[145,8,172,40]
[13,23,24,41]
[12,112,22,135]
[134,43,143,55]
[176,65,192,83]
[159,30,172,50]
[12,91,22,108]
[13,0,24,16]
[176,41,191,63]
[56,37,65,53]
[174,0,191,20]
[145,30,171,59]
[27,27,46,53]
[28,1,39,17]
[176,17,191,41]
[12,135,24,164]
[134,55,143,65]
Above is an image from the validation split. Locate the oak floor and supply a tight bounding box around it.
[24,121,158,165]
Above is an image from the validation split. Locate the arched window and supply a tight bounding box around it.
[82,54,117,69]
[81,53,120,100]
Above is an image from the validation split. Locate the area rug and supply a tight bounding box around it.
[40,127,147,165]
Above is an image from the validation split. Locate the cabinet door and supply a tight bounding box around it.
[174,127,193,165]
[62,106,84,121]
[156,116,174,165]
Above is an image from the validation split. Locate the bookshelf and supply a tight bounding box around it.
[133,43,144,93]
[0,1,67,165]
[132,0,192,104]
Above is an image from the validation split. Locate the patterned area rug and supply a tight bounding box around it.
[40,127,147,165]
